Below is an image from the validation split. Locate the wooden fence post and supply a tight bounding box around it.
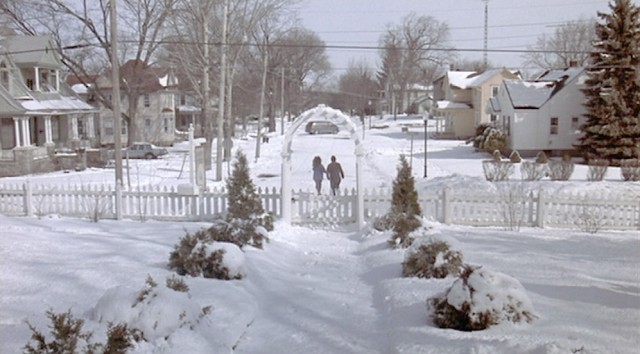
[443,188,451,224]
[24,182,33,217]
[537,189,545,228]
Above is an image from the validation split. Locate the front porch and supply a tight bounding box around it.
[0,113,102,177]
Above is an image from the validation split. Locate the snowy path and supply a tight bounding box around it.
[232,226,395,354]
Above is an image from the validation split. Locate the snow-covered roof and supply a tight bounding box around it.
[436,100,472,110]
[447,71,476,89]
[71,83,91,95]
[20,93,95,113]
[504,67,585,109]
[177,105,201,112]
[503,80,553,108]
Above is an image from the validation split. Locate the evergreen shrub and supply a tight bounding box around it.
[23,310,133,354]
[402,240,464,278]
[428,266,537,331]
[385,155,422,248]
[509,150,522,163]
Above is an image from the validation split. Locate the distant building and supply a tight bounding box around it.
[433,68,520,139]
[0,35,96,177]
[83,59,179,147]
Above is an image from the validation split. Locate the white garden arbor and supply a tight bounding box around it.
[281,105,365,228]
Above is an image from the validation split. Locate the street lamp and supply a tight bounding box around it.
[423,114,428,178]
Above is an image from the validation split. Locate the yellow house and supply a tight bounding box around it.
[434,68,519,139]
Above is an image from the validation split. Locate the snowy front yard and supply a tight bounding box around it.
[1,215,638,353]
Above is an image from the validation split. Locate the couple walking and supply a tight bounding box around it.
[312,155,344,196]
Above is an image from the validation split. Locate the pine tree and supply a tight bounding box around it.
[226,150,267,222]
[576,0,640,165]
[391,155,422,217]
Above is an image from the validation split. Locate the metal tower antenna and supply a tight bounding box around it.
[483,0,489,67]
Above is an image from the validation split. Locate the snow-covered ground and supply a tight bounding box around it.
[1,113,638,353]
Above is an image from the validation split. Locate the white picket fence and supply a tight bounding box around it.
[0,182,638,230]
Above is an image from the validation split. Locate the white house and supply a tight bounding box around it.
[488,67,587,157]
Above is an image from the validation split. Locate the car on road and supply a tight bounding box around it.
[305,121,339,134]
[123,142,168,159]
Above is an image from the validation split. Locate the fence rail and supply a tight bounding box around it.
[0,183,638,230]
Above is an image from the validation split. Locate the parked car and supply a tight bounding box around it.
[123,142,168,159]
[305,121,339,134]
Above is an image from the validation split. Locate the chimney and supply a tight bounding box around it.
[569,60,578,68]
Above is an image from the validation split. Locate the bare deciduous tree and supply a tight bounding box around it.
[378,12,452,117]
[522,18,596,70]
[337,59,379,115]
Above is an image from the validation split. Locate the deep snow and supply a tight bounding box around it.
[0,113,638,353]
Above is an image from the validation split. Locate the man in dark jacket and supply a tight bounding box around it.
[326,155,344,196]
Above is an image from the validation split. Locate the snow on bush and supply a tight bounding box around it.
[428,266,537,331]
[402,237,465,279]
[90,276,213,345]
[169,229,246,280]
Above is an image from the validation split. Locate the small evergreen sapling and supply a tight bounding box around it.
[387,155,422,248]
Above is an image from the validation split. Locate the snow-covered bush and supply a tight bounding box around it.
[169,229,245,280]
[24,309,133,354]
[620,158,640,181]
[402,238,464,279]
[548,160,574,181]
[520,161,548,181]
[509,150,522,163]
[91,276,213,345]
[473,125,506,153]
[428,266,537,331]
[535,151,548,164]
[587,159,609,181]
[482,160,514,181]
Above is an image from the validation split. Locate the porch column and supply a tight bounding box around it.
[44,116,53,145]
[85,114,95,138]
[70,114,79,140]
[34,67,40,91]
[13,117,21,147]
[21,118,31,146]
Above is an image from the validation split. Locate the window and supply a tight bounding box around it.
[0,61,9,89]
[490,114,497,123]
[180,94,186,105]
[571,117,580,130]
[550,117,559,135]
[491,85,499,97]
[164,117,172,133]
[144,94,150,107]
[26,78,34,90]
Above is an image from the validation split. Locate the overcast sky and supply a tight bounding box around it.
[294,0,611,74]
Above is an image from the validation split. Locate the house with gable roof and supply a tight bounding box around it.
[433,68,520,139]
[0,35,97,177]
[80,59,179,147]
[487,66,587,157]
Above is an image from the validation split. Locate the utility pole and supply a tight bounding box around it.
[202,6,210,170]
[483,0,489,68]
[280,66,285,135]
[110,0,122,187]
[215,0,228,181]
[255,33,268,160]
